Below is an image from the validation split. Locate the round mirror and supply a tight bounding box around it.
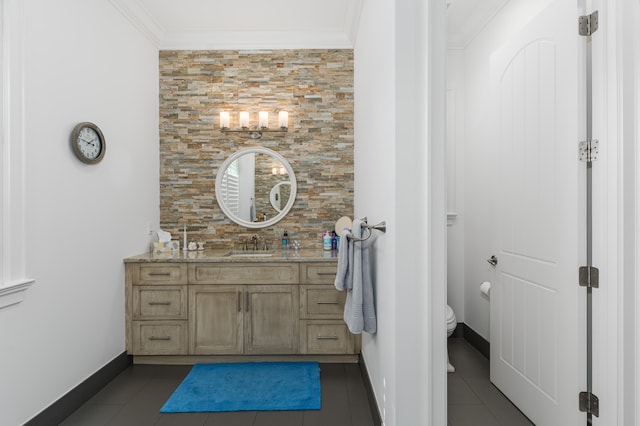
[215,147,297,229]
[269,181,292,213]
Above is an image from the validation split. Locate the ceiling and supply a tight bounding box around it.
[446,0,509,49]
[109,0,507,50]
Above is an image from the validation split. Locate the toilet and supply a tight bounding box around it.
[446,304,457,372]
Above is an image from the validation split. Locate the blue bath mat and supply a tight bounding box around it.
[160,362,321,413]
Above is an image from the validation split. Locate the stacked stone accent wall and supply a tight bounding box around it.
[159,50,354,250]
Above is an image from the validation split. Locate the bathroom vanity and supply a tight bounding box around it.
[124,250,360,364]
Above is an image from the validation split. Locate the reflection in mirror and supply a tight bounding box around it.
[270,181,292,212]
[216,147,297,229]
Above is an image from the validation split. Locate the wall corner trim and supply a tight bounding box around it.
[0,278,34,309]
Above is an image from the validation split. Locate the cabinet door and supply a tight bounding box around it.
[189,285,243,354]
[245,285,299,354]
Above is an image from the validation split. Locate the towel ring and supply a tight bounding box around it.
[347,218,386,242]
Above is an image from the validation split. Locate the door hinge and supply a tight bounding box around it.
[579,140,599,162]
[579,391,600,417]
[579,11,599,36]
[579,266,599,288]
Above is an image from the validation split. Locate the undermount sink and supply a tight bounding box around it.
[225,251,274,257]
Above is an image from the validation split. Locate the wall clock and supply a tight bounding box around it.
[71,122,105,164]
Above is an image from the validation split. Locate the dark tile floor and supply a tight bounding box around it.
[447,337,534,426]
[60,339,532,426]
[60,363,375,426]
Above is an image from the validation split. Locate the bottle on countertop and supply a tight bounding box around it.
[282,230,289,249]
[323,231,332,251]
[331,231,337,250]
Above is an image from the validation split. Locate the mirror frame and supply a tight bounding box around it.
[215,147,297,229]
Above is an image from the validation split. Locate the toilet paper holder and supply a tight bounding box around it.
[480,281,491,298]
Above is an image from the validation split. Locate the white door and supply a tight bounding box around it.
[489,1,584,425]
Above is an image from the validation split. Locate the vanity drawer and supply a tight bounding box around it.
[131,320,188,355]
[300,285,346,319]
[132,286,187,320]
[131,264,187,285]
[300,320,354,354]
[300,263,337,284]
[189,263,298,284]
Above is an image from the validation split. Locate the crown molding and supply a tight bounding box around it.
[109,0,361,50]
[343,0,363,47]
[109,0,164,48]
[159,29,354,50]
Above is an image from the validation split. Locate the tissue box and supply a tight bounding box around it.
[151,241,180,254]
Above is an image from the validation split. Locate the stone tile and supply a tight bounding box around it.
[204,411,257,426]
[159,50,354,249]
[59,403,122,426]
[448,375,482,405]
[448,404,501,426]
[465,379,534,426]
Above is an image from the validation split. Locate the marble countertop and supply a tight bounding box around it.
[124,248,339,263]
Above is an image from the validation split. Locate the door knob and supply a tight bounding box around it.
[487,255,498,266]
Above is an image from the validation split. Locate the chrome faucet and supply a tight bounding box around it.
[251,235,258,250]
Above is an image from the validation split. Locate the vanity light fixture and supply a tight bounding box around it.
[220,110,289,139]
[271,167,286,175]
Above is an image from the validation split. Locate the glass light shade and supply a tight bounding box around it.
[259,111,269,128]
[219,112,230,129]
[239,112,250,128]
[278,111,288,128]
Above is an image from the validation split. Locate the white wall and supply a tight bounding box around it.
[354,1,397,422]
[446,50,465,322]
[354,0,446,425]
[0,0,159,424]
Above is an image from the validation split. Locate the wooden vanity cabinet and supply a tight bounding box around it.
[125,259,358,360]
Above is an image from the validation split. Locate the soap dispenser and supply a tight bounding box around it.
[282,230,289,249]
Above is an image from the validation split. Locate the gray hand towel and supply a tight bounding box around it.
[340,219,377,334]
[334,228,353,291]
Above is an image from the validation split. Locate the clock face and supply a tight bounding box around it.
[77,127,102,160]
[71,122,105,164]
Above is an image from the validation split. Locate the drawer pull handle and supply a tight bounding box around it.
[148,301,171,306]
[148,272,171,276]
[316,272,336,276]
[317,336,339,340]
[316,301,338,305]
[149,336,171,341]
